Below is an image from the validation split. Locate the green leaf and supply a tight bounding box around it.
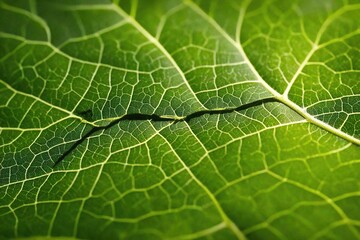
[0,0,359,239]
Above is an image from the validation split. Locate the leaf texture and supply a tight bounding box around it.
[0,0,359,239]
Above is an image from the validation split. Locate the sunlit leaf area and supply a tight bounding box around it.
[0,0,359,239]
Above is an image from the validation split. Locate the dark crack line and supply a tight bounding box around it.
[179,98,278,122]
[53,97,279,167]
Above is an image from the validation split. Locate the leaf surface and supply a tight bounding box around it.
[0,0,359,239]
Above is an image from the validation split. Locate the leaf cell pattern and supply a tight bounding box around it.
[0,0,359,239]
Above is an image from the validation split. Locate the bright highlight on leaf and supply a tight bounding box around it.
[0,0,359,239]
